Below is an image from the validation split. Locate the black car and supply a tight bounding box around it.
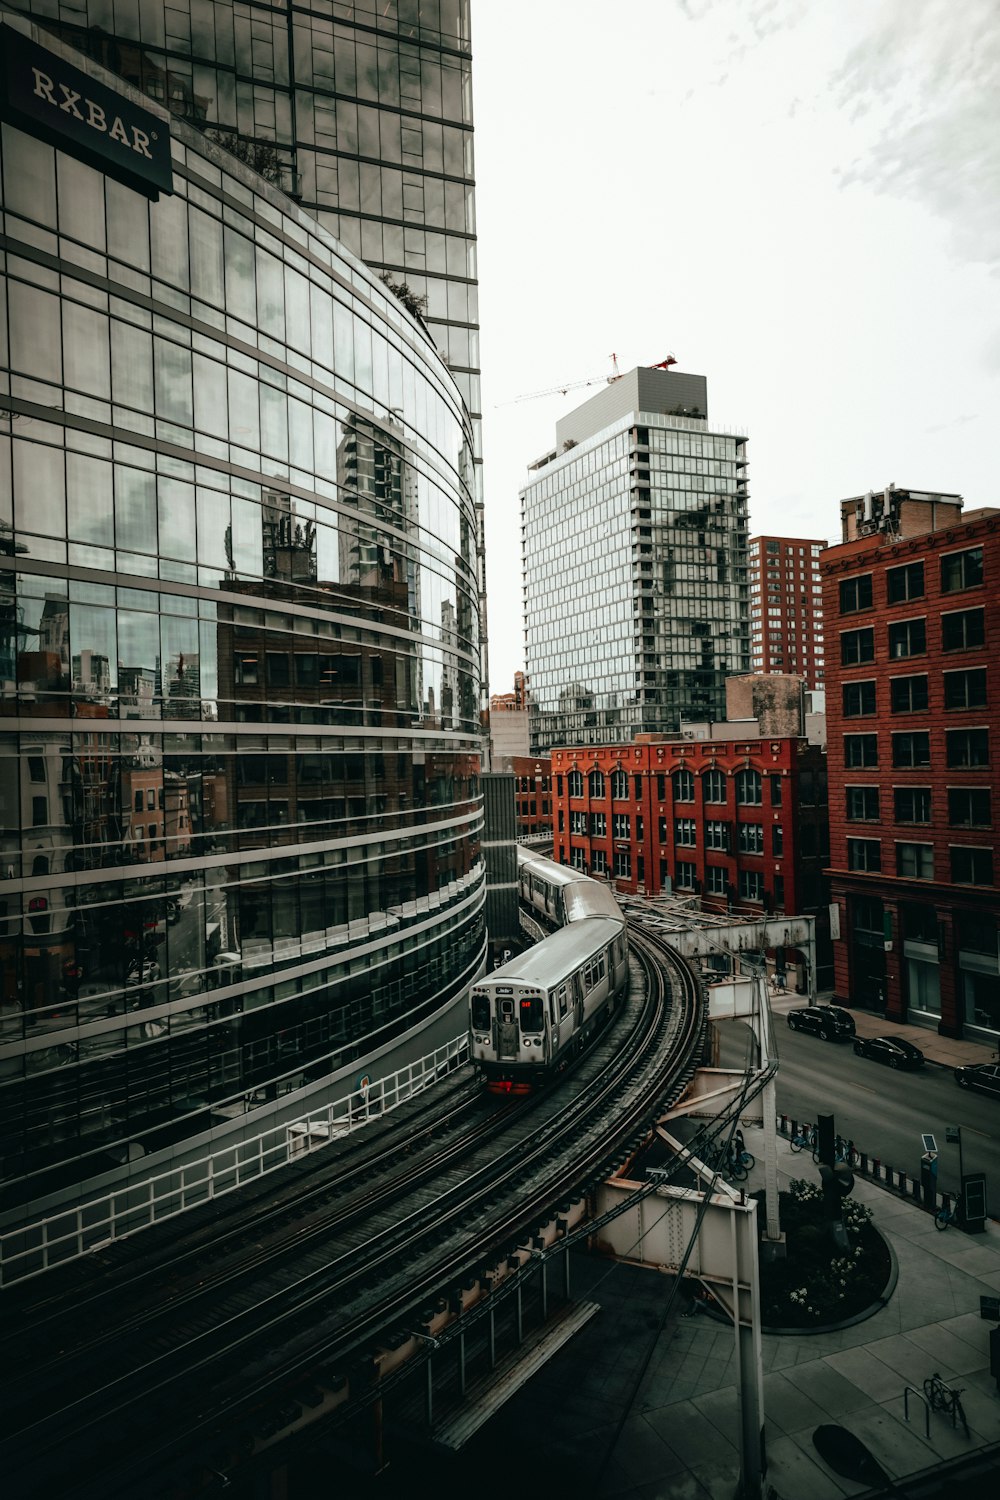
[786,1005,856,1041]
[853,1035,925,1070]
[954,1062,1000,1097]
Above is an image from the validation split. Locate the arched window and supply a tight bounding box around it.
[611,769,629,800]
[567,768,584,798]
[588,769,605,799]
[672,768,695,802]
[736,769,762,806]
[703,768,727,804]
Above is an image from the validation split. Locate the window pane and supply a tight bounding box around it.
[67,454,113,546]
[13,439,65,538]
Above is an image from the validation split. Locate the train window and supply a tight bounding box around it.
[471,993,491,1030]
[558,984,568,1016]
[519,995,544,1032]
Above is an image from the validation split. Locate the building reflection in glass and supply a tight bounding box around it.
[0,64,483,1212]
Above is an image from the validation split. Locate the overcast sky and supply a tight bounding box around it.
[470,0,1000,693]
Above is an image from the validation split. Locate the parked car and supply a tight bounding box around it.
[853,1035,925,1070]
[786,1005,856,1041]
[954,1062,1000,1097]
[126,958,160,987]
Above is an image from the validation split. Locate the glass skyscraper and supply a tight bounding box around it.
[0,4,484,1221]
[522,367,751,752]
[6,0,487,673]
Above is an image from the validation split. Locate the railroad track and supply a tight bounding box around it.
[1,931,706,1498]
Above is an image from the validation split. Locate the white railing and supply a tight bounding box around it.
[0,1032,470,1287]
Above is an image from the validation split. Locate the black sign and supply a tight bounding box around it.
[962,1173,988,1227]
[0,26,172,198]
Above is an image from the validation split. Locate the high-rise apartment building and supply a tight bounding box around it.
[0,6,484,1221]
[823,485,999,1041]
[749,534,826,686]
[521,366,751,753]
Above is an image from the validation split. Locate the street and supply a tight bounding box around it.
[717,1017,999,1212]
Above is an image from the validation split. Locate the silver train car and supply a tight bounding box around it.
[471,849,629,1091]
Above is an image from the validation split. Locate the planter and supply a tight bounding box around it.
[754,1183,897,1334]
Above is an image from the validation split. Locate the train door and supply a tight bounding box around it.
[574,970,584,1031]
[553,981,569,1053]
[495,986,518,1059]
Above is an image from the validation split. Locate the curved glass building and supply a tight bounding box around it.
[0,8,484,1218]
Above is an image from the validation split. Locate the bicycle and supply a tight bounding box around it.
[923,1372,970,1436]
[812,1133,860,1169]
[723,1145,755,1181]
[935,1196,963,1232]
[707,1137,755,1182]
[789,1123,816,1154]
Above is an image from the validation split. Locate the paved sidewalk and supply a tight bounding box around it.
[598,1128,1000,1498]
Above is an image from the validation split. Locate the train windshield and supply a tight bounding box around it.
[519,995,544,1033]
[471,993,491,1030]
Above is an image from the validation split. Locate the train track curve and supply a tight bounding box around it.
[0,927,706,1498]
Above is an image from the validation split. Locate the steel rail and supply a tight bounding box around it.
[3,932,704,1498]
[1,1073,510,1355]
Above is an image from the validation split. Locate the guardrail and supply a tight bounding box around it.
[0,1033,469,1287]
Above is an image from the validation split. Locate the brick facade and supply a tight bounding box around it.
[550,736,828,920]
[823,508,1000,1039]
[749,535,826,687]
[509,755,552,839]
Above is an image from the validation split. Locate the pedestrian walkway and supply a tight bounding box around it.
[598,1128,1000,1498]
[773,990,998,1073]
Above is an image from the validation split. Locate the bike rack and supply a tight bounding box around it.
[903,1386,930,1439]
[925,1376,970,1436]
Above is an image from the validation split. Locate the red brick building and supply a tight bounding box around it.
[749,535,827,687]
[823,489,1000,1040]
[550,735,828,922]
[509,754,552,839]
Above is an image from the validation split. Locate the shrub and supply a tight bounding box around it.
[754,1188,889,1327]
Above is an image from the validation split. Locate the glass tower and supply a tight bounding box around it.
[0,6,484,1219]
[521,367,751,752]
[7,0,487,682]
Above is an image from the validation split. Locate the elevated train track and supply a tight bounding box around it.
[1,871,713,1497]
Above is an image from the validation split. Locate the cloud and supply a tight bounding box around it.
[831,0,1000,269]
[925,412,979,434]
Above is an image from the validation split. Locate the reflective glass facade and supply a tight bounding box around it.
[9,0,487,694]
[522,371,750,752]
[0,15,484,1212]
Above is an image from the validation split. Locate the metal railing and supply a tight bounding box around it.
[0,1032,469,1287]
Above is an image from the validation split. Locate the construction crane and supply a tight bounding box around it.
[498,352,676,407]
